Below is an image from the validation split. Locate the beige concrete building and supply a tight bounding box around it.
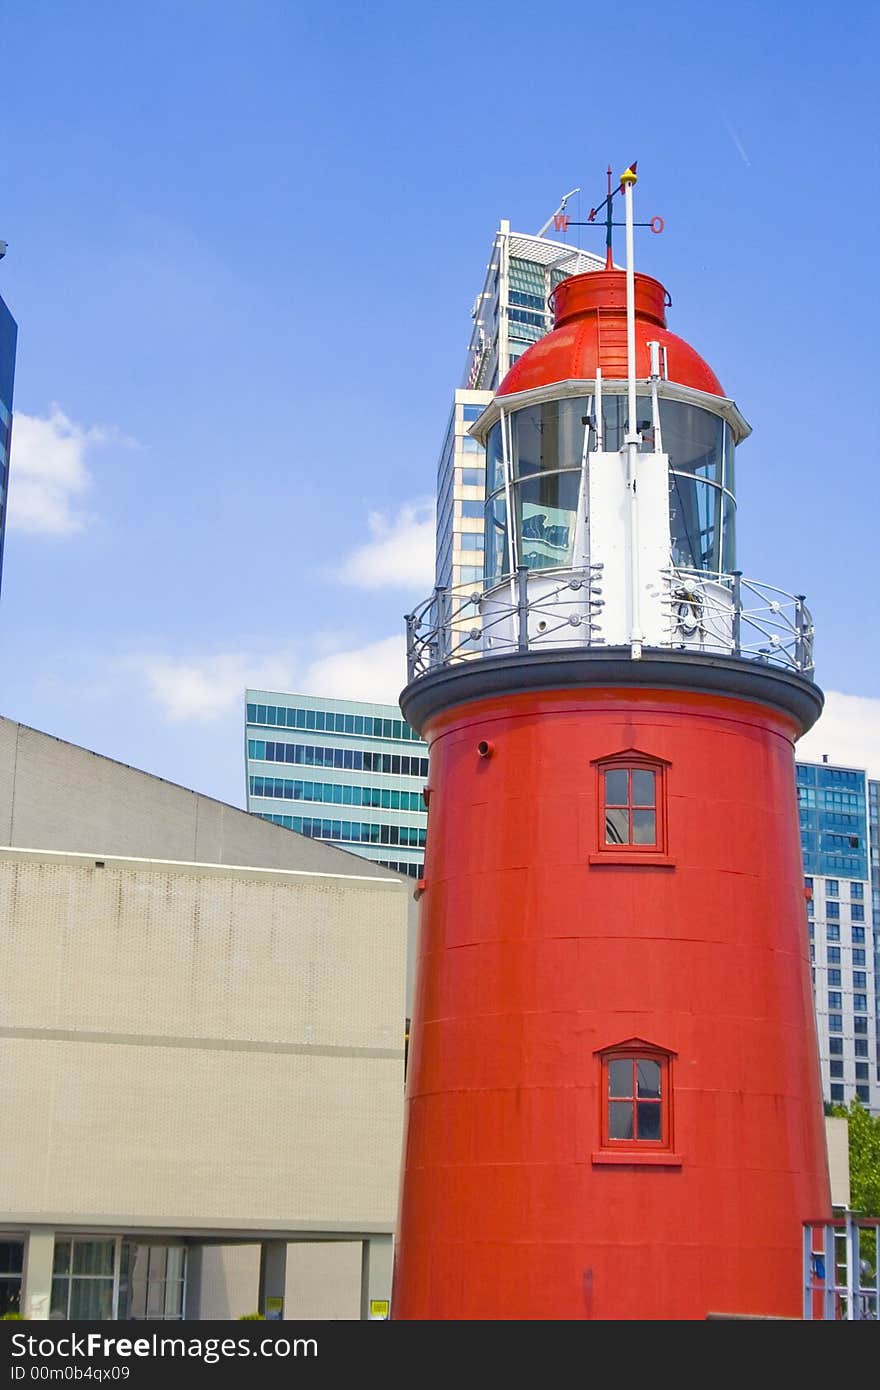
[0,718,408,1321]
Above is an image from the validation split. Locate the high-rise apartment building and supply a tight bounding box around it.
[245,691,428,879]
[798,759,877,1111]
[0,293,18,598]
[869,777,880,1082]
[434,222,604,591]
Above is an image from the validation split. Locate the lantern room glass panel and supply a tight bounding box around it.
[483,393,736,584]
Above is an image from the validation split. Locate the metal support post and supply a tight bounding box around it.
[516,565,529,652]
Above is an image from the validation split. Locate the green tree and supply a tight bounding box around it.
[829,1100,880,1216]
[830,1100,880,1278]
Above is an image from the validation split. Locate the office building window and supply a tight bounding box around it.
[460,500,485,519]
[828,991,842,1010]
[853,994,868,1013]
[827,924,840,942]
[854,1039,869,1057]
[828,969,842,986]
[828,1014,843,1033]
[850,882,864,900]
[852,927,866,944]
[829,1037,844,1055]
[826,902,840,920]
[51,1240,186,1321]
[51,1241,115,1321]
[853,1017,868,1034]
[829,1061,844,1078]
[855,1063,869,1081]
[458,565,484,585]
[852,949,866,966]
[827,947,841,964]
[853,971,867,989]
[826,880,839,897]
[851,904,865,922]
[0,1242,23,1316]
[856,1086,871,1103]
[830,1085,845,1102]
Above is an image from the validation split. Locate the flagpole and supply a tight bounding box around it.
[620,164,642,658]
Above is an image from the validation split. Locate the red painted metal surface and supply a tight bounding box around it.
[497,269,725,399]
[393,686,831,1320]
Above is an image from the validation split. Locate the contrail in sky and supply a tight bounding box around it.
[724,121,752,166]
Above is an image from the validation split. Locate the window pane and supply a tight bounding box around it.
[605,769,628,806]
[0,1244,23,1274]
[609,1102,633,1139]
[637,1102,662,1140]
[631,769,655,806]
[73,1240,114,1276]
[146,1277,164,1319]
[516,470,579,569]
[605,808,629,845]
[608,1059,633,1097]
[51,1278,69,1319]
[69,1279,114,1321]
[632,810,657,845]
[637,1060,661,1098]
[164,1273,184,1318]
[52,1241,72,1276]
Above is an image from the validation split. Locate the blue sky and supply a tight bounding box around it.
[1,0,878,805]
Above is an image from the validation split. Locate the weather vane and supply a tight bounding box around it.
[551,163,664,267]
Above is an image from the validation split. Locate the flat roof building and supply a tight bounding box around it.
[0,716,407,1320]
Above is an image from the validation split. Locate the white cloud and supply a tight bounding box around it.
[797,691,880,779]
[336,501,434,591]
[131,650,299,722]
[130,635,407,723]
[300,635,406,705]
[8,406,128,535]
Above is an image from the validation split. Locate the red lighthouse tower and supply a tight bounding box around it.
[393,171,831,1321]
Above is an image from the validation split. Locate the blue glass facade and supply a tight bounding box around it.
[798,760,877,1111]
[0,294,18,599]
[796,761,868,879]
[245,691,428,878]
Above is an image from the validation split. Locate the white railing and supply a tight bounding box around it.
[803,1215,880,1320]
[662,568,814,677]
[405,565,815,683]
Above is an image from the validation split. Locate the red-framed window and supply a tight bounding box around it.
[599,1045,673,1151]
[603,765,657,846]
[592,751,669,858]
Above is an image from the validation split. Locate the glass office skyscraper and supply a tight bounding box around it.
[0,294,18,598]
[797,759,877,1111]
[245,691,428,879]
[434,222,604,593]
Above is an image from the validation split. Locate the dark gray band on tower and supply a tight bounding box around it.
[400,648,824,738]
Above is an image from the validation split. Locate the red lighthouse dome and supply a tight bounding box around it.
[498,269,724,398]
